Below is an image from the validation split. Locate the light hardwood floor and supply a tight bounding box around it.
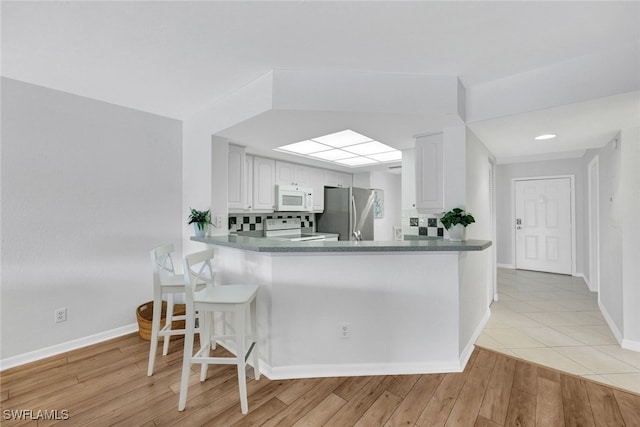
[1,333,639,426]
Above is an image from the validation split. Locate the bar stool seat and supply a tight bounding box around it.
[178,249,260,414]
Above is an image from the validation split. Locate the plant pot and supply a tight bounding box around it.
[448,224,465,241]
[194,223,208,237]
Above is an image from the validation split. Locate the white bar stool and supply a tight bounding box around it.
[178,249,260,414]
[147,244,200,376]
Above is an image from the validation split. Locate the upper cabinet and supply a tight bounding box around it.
[230,153,352,213]
[229,146,275,212]
[324,170,353,188]
[228,144,246,211]
[275,161,309,187]
[414,133,444,213]
[401,148,416,210]
[252,157,276,211]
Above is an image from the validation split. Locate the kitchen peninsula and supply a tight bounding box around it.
[192,235,492,379]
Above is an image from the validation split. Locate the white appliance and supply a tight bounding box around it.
[275,185,313,212]
[264,218,326,241]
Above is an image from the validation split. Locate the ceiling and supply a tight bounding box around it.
[2,1,639,166]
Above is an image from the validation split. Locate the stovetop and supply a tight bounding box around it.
[264,218,325,241]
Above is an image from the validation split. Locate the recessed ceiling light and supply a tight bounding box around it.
[534,134,557,140]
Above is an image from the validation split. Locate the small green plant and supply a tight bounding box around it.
[187,208,212,231]
[439,208,475,230]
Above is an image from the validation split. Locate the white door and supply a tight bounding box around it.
[515,178,572,274]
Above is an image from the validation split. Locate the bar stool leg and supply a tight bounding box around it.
[163,294,174,356]
[199,311,212,382]
[147,289,163,376]
[178,307,196,411]
[250,298,260,380]
[236,307,248,414]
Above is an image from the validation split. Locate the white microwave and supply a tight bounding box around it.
[275,185,313,212]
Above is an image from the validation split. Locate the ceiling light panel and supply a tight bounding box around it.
[311,129,373,147]
[335,157,379,166]
[343,141,395,155]
[276,129,401,168]
[278,140,330,154]
[368,151,403,162]
[308,149,354,161]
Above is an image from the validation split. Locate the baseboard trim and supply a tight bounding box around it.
[598,301,623,345]
[573,272,597,292]
[461,308,491,369]
[496,263,514,269]
[621,339,640,353]
[260,359,462,380]
[0,323,139,371]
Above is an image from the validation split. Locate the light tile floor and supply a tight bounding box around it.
[476,268,640,394]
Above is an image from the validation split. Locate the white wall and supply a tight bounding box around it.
[1,78,183,363]
[464,128,495,311]
[591,137,624,332]
[620,128,640,348]
[370,172,401,241]
[586,129,640,349]
[495,157,585,274]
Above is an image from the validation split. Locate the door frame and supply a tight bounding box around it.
[489,160,498,302]
[511,175,576,276]
[587,156,600,293]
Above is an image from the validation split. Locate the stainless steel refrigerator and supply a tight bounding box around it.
[317,187,375,241]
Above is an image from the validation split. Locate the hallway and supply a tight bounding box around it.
[477,268,640,394]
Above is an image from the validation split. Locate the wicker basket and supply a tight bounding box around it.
[136,300,186,341]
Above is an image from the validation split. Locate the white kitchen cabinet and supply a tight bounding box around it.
[415,133,444,213]
[307,166,325,211]
[252,157,276,211]
[245,155,254,210]
[275,161,311,186]
[228,144,246,211]
[401,148,416,210]
[324,170,352,188]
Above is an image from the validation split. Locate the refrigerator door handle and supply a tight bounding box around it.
[351,195,359,240]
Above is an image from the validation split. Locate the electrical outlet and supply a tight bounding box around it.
[340,323,350,339]
[213,215,225,228]
[55,308,67,323]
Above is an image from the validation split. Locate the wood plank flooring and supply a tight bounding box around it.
[1,334,639,426]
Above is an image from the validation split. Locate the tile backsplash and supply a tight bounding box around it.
[401,209,446,238]
[229,213,315,233]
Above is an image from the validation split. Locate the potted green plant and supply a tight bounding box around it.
[188,208,212,237]
[439,208,475,241]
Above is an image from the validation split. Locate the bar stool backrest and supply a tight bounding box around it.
[151,243,179,285]
[183,249,216,305]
